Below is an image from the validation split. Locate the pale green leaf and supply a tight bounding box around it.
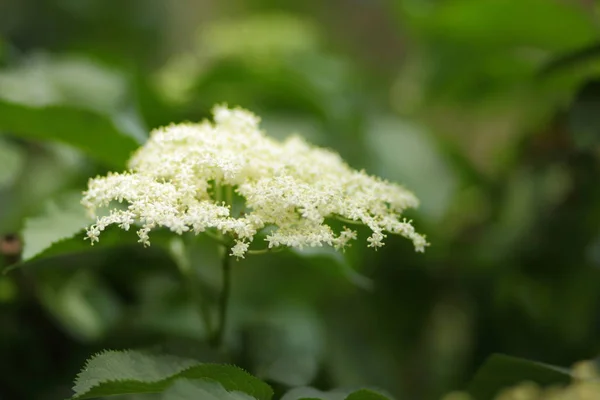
[21,192,91,261]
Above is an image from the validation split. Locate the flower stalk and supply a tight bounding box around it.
[170,237,214,338]
[211,242,233,348]
[80,104,429,349]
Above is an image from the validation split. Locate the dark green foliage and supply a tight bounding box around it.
[2,0,600,399]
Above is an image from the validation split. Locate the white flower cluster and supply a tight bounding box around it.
[82,105,427,258]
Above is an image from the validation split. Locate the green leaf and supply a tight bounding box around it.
[0,99,140,168]
[13,191,176,272]
[9,226,123,273]
[0,55,143,168]
[161,379,257,400]
[291,246,372,290]
[467,354,571,400]
[21,192,92,261]
[367,115,456,222]
[344,389,391,400]
[245,306,323,387]
[71,350,273,400]
[38,269,122,341]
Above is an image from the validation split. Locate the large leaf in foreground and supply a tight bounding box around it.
[71,350,273,400]
[467,354,571,400]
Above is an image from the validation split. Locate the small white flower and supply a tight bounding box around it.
[81,105,428,257]
[230,241,249,258]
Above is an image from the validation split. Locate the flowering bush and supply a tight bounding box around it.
[3,1,600,398]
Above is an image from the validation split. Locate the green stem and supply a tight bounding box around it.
[171,238,214,337]
[187,268,214,338]
[247,247,284,255]
[226,185,233,208]
[203,229,230,246]
[335,216,362,225]
[214,178,222,204]
[211,243,232,348]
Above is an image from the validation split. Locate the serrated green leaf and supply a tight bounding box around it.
[467,354,571,400]
[161,379,257,400]
[344,389,391,400]
[71,350,273,400]
[21,192,92,261]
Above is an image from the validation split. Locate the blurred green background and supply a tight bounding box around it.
[2,0,600,399]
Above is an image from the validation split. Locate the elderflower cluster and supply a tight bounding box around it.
[82,105,427,258]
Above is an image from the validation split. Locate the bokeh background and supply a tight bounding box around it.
[2,0,600,399]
